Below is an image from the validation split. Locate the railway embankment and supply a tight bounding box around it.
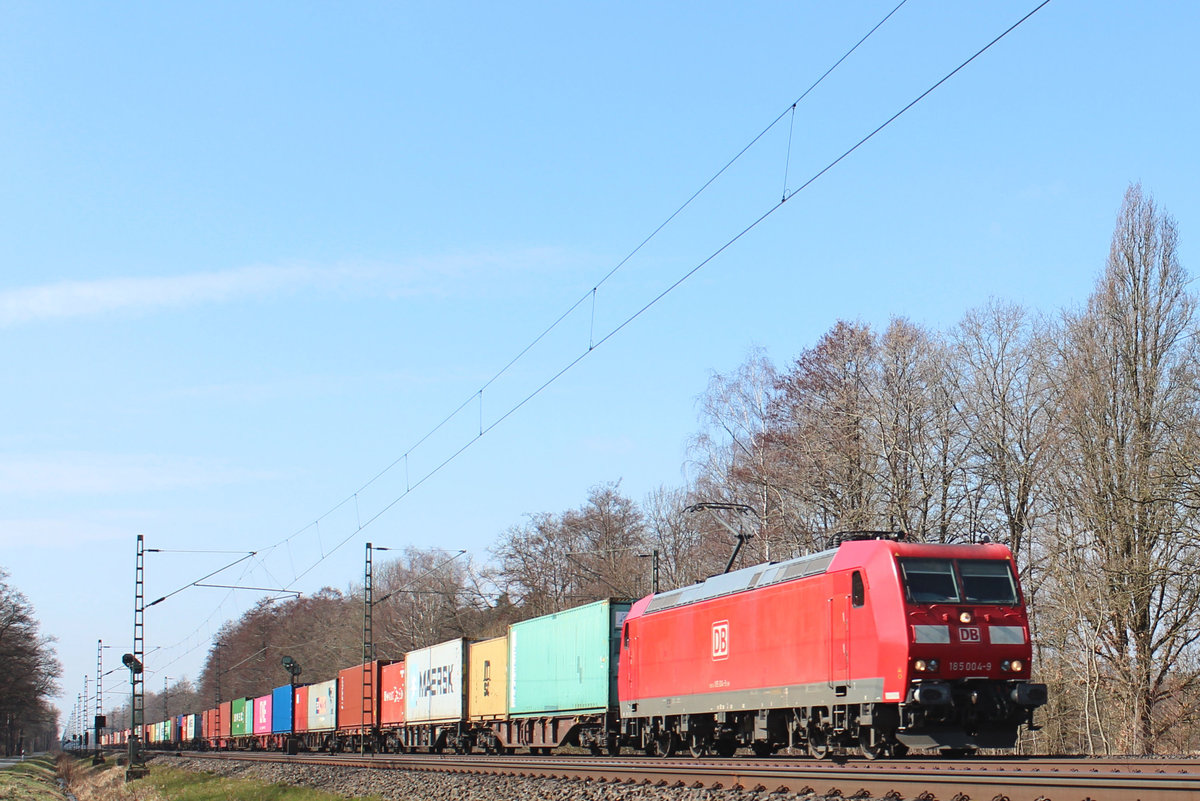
[0,754,68,801]
[153,755,789,801]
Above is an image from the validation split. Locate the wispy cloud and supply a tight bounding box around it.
[0,264,328,327]
[0,452,279,495]
[0,248,586,327]
[0,514,136,549]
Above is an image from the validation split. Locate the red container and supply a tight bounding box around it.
[337,660,392,733]
[293,684,309,733]
[379,661,406,726]
[218,700,232,738]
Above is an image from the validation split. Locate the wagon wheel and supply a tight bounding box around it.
[588,743,603,757]
[807,727,832,760]
[891,742,909,758]
[654,732,678,758]
[688,732,710,759]
[606,733,621,757]
[750,741,773,758]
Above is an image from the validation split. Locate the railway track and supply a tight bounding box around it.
[173,750,1200,801]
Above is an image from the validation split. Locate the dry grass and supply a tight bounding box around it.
[57,756,378,801]
[144,764,380,801]
[59,757,165,801]
[0,754,67,801]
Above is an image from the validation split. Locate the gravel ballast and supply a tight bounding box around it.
[150,755,840,801]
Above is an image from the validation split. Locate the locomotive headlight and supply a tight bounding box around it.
[927,659,939,672]
[914,659,928,672]
[1001,660,1011,672]
[959,611,973,624]
[1011,659,1023,672]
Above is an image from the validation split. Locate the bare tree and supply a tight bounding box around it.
[0,568,60,756]
[872,318,970,541]
[953,300,1060,566]
[642,486,727,590]
[196,588,359,706]
[373,547,475,655]
[690,347,793,561]
[561,482,649,600]
[492,512,586,616]
[771,321,880,535]
[1054,183,1200,754]
[492,483,650,611]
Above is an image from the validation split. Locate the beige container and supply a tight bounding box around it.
[468,636,508,721]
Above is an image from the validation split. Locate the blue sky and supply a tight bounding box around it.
[2,1,1196,728]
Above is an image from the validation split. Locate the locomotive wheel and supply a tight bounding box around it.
[750,741,773,758]
[688,733,710,759]
[807,728,832,760]
[858,729,884,760]
[655,732,678,758]
[891,742,909,758]
[713,739,738,758]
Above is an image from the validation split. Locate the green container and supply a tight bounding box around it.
[508,598,631,717]
[231,697,251,736]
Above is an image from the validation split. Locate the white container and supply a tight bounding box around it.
[307,678,337,731]
[404,638,467,724]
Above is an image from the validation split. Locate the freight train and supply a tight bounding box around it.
[103,533,1047,759]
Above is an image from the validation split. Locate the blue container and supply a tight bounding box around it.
[271,684,294,734]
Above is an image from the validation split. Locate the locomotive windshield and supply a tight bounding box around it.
[958,559,1018,604]
[899,558,1018,605]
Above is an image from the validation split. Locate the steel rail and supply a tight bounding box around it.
[174,750,1200,801]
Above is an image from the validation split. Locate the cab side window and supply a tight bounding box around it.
[851,571,865,608]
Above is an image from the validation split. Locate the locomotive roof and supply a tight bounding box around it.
[643,547,839,615]
[640,538,1012,615]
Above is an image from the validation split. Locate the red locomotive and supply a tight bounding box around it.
[618,533,1047,758]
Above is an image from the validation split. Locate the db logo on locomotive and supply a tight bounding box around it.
[712,620,730,660]
[959,627,981,643]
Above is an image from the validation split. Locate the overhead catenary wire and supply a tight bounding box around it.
[267,0,1054,592]
[112,2,1053,691]
[253,0,918,586]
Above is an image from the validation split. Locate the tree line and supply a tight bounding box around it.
[125,184,1197,755]
[0,569,60,755]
